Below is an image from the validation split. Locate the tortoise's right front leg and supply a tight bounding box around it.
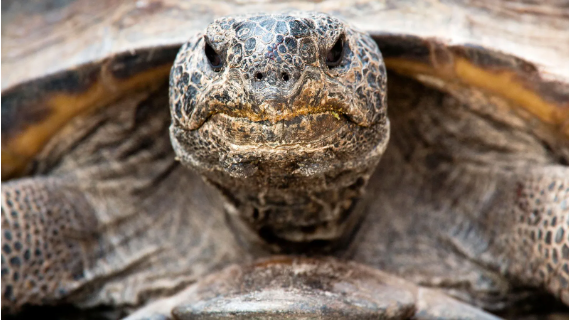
[1,177,98,313]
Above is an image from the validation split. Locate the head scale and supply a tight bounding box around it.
[169,12,389,252]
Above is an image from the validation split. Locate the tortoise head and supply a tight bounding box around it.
[169,12,389,251]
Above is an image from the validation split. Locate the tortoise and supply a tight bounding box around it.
[1,0,568,319]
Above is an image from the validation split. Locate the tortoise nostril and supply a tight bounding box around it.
[281,72,290,82]
[255,72,264,81]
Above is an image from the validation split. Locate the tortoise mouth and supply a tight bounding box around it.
[184,98,372,132]
[202,111,355,147]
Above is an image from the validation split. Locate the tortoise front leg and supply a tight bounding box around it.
[1,177,98,313]
[493,166,568,303]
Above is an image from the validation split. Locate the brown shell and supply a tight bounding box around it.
[2,0,568,179]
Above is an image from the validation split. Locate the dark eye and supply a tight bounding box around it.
[205,41,223,71]
[326,37,344,68]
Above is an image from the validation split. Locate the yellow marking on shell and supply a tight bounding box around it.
[2,64,171,180]
[385,57,569,138]
[331,111,341,120]
[1,150,28,179]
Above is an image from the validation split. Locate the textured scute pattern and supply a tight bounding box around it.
[1,179,95,311]
[501,167,569,303]
[168,12,389,249]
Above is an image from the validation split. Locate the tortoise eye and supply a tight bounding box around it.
[326,37,344,68]
[205,42,223,71]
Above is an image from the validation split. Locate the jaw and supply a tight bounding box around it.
[170,111,390,252]
[207,112,348,147]
[171,112,389,179]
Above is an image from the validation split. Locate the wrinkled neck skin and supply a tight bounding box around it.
[212,147,386,254]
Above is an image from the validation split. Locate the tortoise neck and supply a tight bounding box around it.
[206,168,374,254]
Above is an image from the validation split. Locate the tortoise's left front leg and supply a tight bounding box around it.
[1,177,99,312]
[488,165,568,303]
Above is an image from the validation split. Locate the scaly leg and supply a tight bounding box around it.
[491,166,568,303]
[1,177,98,312]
